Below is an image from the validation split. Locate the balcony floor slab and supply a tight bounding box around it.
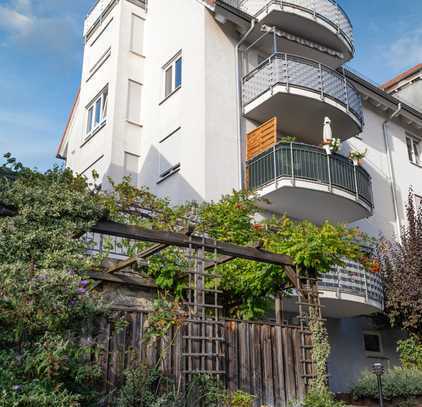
[244,86,362,143]
[255,179,372,224]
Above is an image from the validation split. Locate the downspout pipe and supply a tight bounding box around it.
[235,19,256,190]
[383,103,402,241]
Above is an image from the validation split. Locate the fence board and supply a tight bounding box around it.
[95,312,306,406]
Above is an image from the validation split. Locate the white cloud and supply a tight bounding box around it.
[0,5,33,37]
[0,0,80,55]
[387,28,422,70]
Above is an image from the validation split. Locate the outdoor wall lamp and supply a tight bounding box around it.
[372,362,385,407]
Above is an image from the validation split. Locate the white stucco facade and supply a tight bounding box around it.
[58,0,422,394]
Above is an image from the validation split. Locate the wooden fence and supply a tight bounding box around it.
[96,311,306,407]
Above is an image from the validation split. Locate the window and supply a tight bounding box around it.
[124,152,139,185]
[163,52,182,98]
[406,135,421,166]
[130,14,144,55]
[158,127,181,182]
[86,87,108,138]
[363,332,383,355]
[127,80,142,124]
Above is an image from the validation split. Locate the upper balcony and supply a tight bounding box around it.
[243,53,364,144]
[247,142,373,224]
[222,0,354,65]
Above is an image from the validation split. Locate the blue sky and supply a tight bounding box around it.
[1,0,422,170]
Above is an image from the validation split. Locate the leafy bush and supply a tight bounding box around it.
[398,337,422,370]
[290,387,345,407]
[225,390,255,407]
[0,159,107,405]
[116,365,255,407]
[352,368,422,401]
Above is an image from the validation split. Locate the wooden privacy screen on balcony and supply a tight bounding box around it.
[247,117,277,161]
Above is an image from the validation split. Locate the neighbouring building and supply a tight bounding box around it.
[57,0,422,395]
[382,63,422,112]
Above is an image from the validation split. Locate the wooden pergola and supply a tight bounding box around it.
[0,202,322,397]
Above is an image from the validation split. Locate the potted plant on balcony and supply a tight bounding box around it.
[322,138,341,155]
[349,149,367,166]
[280,135,296,143]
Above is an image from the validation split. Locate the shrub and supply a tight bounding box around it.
[290,387,345,407]
[398,337,422,370]
[225,390,255,407]
[352,368,422,401]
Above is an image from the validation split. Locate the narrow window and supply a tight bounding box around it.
[158,127,181,182]
[175,57,182,89]
[162,52,182,99]
[414,139,420,165]
[87,107,94,134]
[165,65,173,98]
[85,86,108,138]
[102,89,108,119]
[130,14,145,55]
[407,137,414,162]
[95,98,102,125]
[127,80,143,124]
[124,152,140,185]
[407,135,421,165]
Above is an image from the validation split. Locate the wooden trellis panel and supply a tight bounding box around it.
[246,117,277,161]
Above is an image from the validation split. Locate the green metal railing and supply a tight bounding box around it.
[247,142,373,208]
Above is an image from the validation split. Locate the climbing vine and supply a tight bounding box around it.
[0,154,370,405]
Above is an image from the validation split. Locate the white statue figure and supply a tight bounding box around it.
[323,116,332,155]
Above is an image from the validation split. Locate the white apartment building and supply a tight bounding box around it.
[57,0,422,394]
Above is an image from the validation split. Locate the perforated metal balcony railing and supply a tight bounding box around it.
[247,142,373,209]
[320,260,384,308]
[243,53,364,129]
[223,0,353,52]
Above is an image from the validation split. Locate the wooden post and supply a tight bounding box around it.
[275,292,284,324]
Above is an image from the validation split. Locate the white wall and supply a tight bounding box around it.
[64,0,146,187]
[140,0,208,204]
[346,102,422,240]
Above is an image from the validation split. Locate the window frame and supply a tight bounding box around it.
[406,134,421,166]
[85,86,108,140]
[162,51,182,101]
[363,331,383,357]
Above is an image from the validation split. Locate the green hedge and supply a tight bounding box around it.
[352,368,422,401]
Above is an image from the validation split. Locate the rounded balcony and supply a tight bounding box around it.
[237,0,354,64]
[247,142,373,224]
[282,260,384,318]
[242,53,364,143]
[318,260,384,318]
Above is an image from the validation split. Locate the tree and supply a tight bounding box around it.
[378,190,422,339]
[0,156,107,406]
